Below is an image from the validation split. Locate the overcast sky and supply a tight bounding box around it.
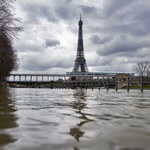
[13,0,150,74]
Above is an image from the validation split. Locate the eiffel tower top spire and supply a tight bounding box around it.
[72,16,89,72]
[79,14,83,25]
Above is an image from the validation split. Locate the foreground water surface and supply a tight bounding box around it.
[0,88,150,150]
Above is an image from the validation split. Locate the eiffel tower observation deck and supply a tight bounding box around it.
[72,15,89,73]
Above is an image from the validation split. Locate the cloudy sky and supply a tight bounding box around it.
[13,0,150,74]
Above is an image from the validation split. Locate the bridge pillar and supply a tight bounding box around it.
[127,77,129,91]
[36,76,38,82]
[64,76,66,89]
[115,78,118,91]
[141,76,143,92]
[85,77,87,90]
[92,77,94,90]
[30,76,32,82]
[107,77,109,91]
[98,77,100,90]
[19,76,21,82]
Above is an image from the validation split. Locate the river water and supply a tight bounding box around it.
[0,88,150,150]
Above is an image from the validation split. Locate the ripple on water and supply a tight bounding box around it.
[0,88,150,150]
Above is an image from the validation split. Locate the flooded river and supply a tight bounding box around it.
[0,88,150,150]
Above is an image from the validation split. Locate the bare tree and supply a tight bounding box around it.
[133,61,150,77]
[0,0,21,83]
[0,0,21,39]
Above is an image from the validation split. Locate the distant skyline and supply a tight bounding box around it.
[14,0,150,74]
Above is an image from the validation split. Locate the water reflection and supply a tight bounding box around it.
[70,90,93,149]
[0,88,18,148]
[73,146,80,150]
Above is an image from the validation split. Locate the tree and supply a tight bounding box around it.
[0,0,21,83]
[133,61,150,77]
[0,33,18,82]
[0,0,21,37]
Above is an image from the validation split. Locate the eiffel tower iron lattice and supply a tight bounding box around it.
[72,16,89,72]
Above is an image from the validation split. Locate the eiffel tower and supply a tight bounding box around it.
[72,15,89,73]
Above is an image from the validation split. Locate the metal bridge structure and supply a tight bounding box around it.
[6,72,149,91]
[7,73,116,83]
[7,73,116,89]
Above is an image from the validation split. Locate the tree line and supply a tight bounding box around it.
[0,0,21,84]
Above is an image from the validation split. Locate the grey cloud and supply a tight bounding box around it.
[89,21,149,37]
[109,23,149,36]
[21,53,73,72]
[16,40,42,52]
[45,40,60,47]
[97,35,150,56]
[54,1,77,20]
[53,0,97,21]
[89,56,113,67]
[90,35,112,45]
[80,6,96,14]
[103,0,135,18]
[55,7,74,20]
[22,3,57,23]
[89,0,150,36]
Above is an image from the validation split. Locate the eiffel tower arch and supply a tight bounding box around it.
[72,16,89,73]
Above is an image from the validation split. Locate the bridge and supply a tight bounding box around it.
[7,72,118,81]
[6,72,149,91]
[7,73,118,89]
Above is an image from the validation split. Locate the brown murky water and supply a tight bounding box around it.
[0,88,150,150]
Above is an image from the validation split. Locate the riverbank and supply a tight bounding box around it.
[122,84,150,89]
